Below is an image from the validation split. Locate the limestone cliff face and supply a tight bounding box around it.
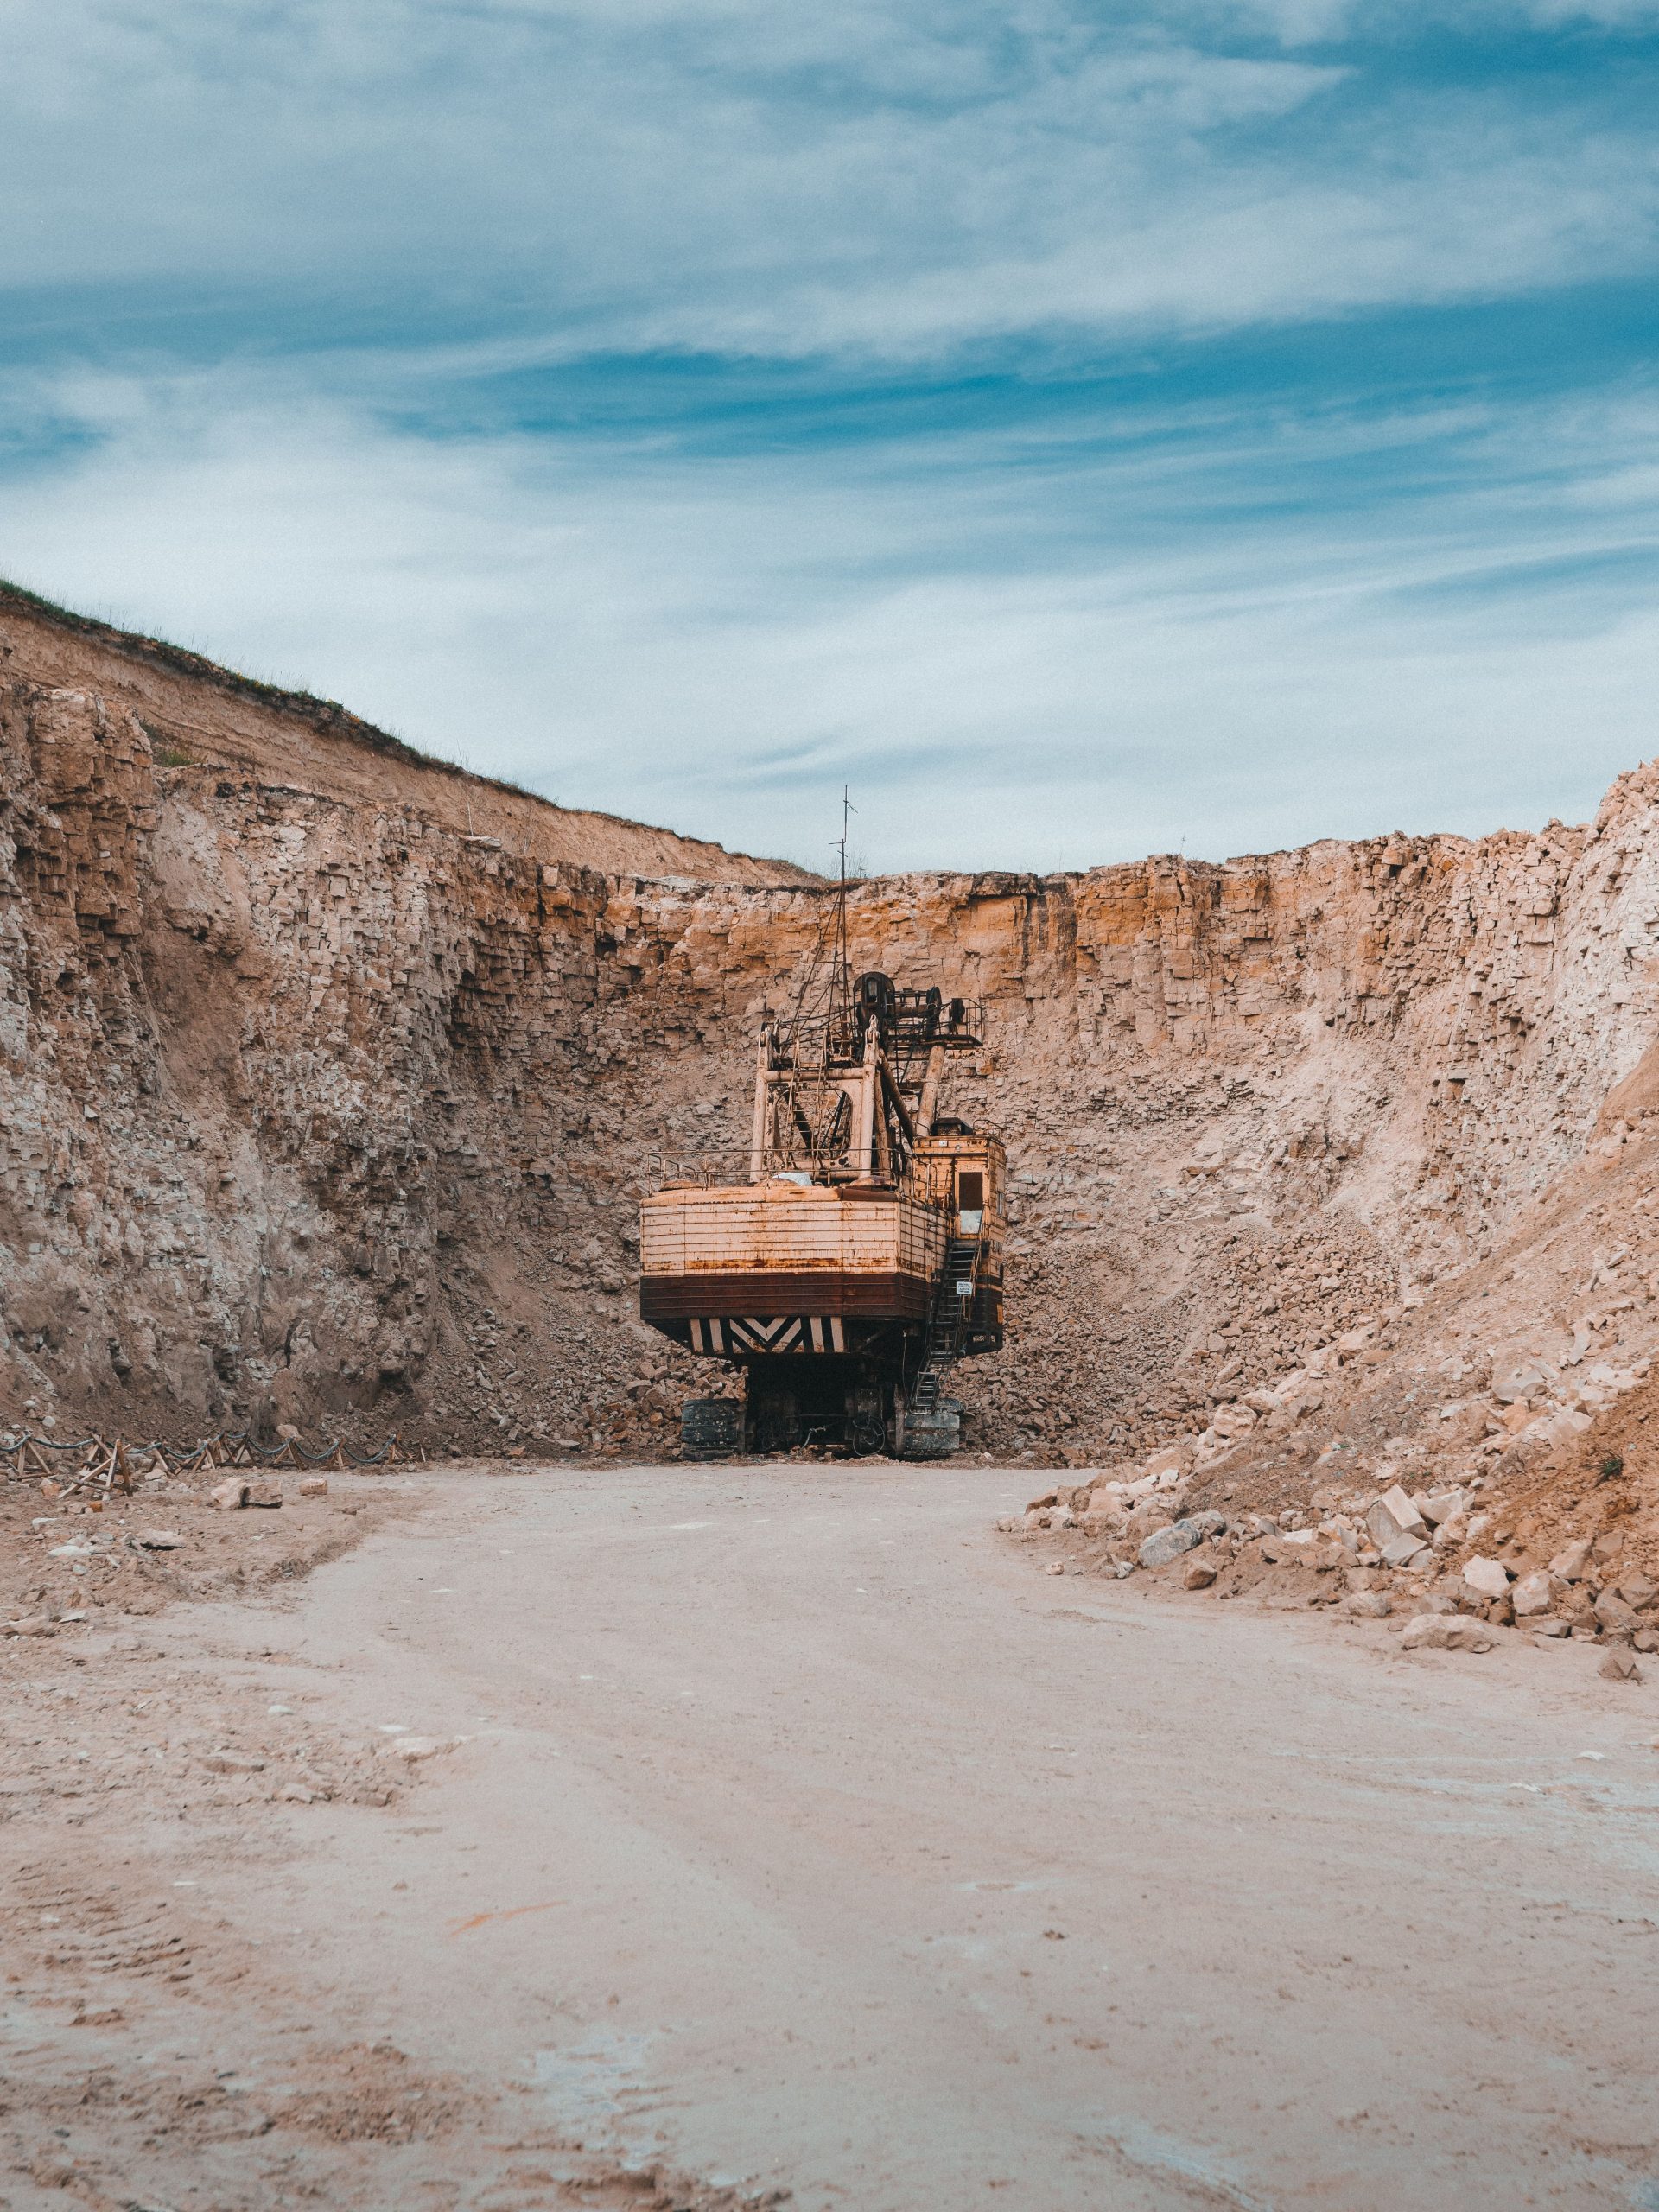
[594,810,1659,1456]
[0,594,810,1453]
[5,588,1659,1460]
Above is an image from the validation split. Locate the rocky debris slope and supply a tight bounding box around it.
[9,585,1659,1554]
[1007,1124,1659,1663]
[1014,1446,1657,1672]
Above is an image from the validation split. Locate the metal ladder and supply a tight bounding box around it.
[908,1230,983,1421]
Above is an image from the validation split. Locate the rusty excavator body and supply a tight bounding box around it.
[636,860,1007,1459]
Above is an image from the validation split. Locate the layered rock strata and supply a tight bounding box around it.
[7,587,1659,1483]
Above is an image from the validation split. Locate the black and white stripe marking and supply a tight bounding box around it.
[689,1316,846,1354]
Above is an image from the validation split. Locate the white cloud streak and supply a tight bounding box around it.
[4,2,1657,873]
[3,1,1655,357]
[5,367,1656,872]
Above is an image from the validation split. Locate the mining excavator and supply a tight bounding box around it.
[637,892,1006,1459]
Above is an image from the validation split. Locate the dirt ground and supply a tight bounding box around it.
[0,1463,408,1637]
[2,1464,756,2211]
[3,1460,1659,2211]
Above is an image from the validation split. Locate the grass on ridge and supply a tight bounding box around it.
[0,575,694,839]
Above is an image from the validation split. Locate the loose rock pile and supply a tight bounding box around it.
[1007,1422,1656,1675]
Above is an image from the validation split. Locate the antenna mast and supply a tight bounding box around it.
[829,785,855,1052]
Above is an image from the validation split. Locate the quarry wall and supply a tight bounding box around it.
[6,588,1659,1461]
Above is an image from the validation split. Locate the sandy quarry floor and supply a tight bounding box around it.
[4,1460,1659,2211]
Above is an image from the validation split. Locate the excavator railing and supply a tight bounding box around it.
[906,1219,989,1437]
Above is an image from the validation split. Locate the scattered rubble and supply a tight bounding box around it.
[0,1447,434,1635]
[1005,1389,1658,1662]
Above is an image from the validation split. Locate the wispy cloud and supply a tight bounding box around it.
[3,3,1657,869]
[8,359,1657,870]
[4,3,1656,357]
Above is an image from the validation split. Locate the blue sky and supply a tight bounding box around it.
[3,1,1659,872]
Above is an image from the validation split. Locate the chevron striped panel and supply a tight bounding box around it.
[687,1316,847,1354]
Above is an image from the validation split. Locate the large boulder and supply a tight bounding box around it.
[1366,1484,1426,1551]
[1380,1532,1432,1569]
[1594,1589,1641,1637]
[1417,1489,1465,1527]
[1344,1590,1391,1618]
[1138,1520,1205,1570]
[1548,1538,1592,1581]
[1492,1364,1545,1405]
[1402,1613,1493,1654]
[1510,1571,1554,1619]
[1462,1555,1513,1600]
